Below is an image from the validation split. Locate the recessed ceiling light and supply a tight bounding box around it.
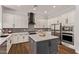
[44,11,47,14]
[33,5,38,10]
[53,5,56,8]
[33,8,36,10]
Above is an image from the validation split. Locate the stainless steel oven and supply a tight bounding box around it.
[62,32,74,45]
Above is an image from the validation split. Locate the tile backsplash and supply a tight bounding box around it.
[3,28,50,33]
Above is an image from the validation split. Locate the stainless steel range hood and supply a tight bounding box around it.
[28,12,35,32]
[28,12,35,24]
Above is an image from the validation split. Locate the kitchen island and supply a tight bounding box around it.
[29,32,59,54]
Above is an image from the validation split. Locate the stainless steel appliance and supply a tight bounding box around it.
[62,32,74,45]
[62,25,74,45]
[63,26,73,31]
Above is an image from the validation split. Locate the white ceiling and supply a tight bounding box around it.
[3,5,76,19]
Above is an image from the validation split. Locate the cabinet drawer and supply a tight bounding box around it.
[12,35,18,44]
[23,35,29,42]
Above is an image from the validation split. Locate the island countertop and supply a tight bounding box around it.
[29,32,59,42]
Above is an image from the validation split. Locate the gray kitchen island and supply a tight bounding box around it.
[29,32,59,54]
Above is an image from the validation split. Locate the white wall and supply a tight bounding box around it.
[0,6,2,35]
[48,10,75,28]
[74,6,79,53]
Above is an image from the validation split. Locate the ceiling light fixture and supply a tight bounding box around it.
[44,11,47,14]
[53,5,56,8]
[33,8,36,10]
[33,5,38,10]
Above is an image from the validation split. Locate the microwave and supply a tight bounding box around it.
[63,26,73,31]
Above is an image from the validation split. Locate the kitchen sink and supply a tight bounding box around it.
[0,35,8,38]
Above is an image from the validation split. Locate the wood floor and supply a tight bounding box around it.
[58,45,76,54]
[9,42,76,54]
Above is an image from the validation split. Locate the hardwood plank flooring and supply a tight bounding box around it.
[58,45,76,54]
[9,42,30,54]
[9,42,76,54]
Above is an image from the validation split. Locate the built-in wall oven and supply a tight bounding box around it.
[62,32,74,45]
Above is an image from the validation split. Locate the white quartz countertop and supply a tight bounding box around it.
[0,34,12,45]
[0,32,29,45]
[29,32,59,42]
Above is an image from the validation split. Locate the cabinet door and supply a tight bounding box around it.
[0,6,2,29]
[68,11,75,26]
[14,15,28,28]
[34,19,41,28]
[12,34,18,44]
[23,35,29,42]
[17,34,28,43]
[37,40,49,54]
[49,39,58,54]
[7,39,12,53]
[41,20,48,28]
[55,24,60,30]
[3,13,14,28]
[17,34,24,43]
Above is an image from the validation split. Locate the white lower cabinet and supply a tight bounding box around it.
[7,33,29,53]
[7,35,12,53]
[12,33,29,44]
[23,35,29,42]
[18,34,29,43]
[12,34,18,44]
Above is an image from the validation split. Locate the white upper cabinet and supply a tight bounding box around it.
[34,19,48,28]
[3,13,14,28]
[0,6,2,29]
[48,18,58,28]
[14,15,28,28]
[0,6,2,36]
[67,11,75,26]
[3,13,28,28]
[61,11,75,26]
